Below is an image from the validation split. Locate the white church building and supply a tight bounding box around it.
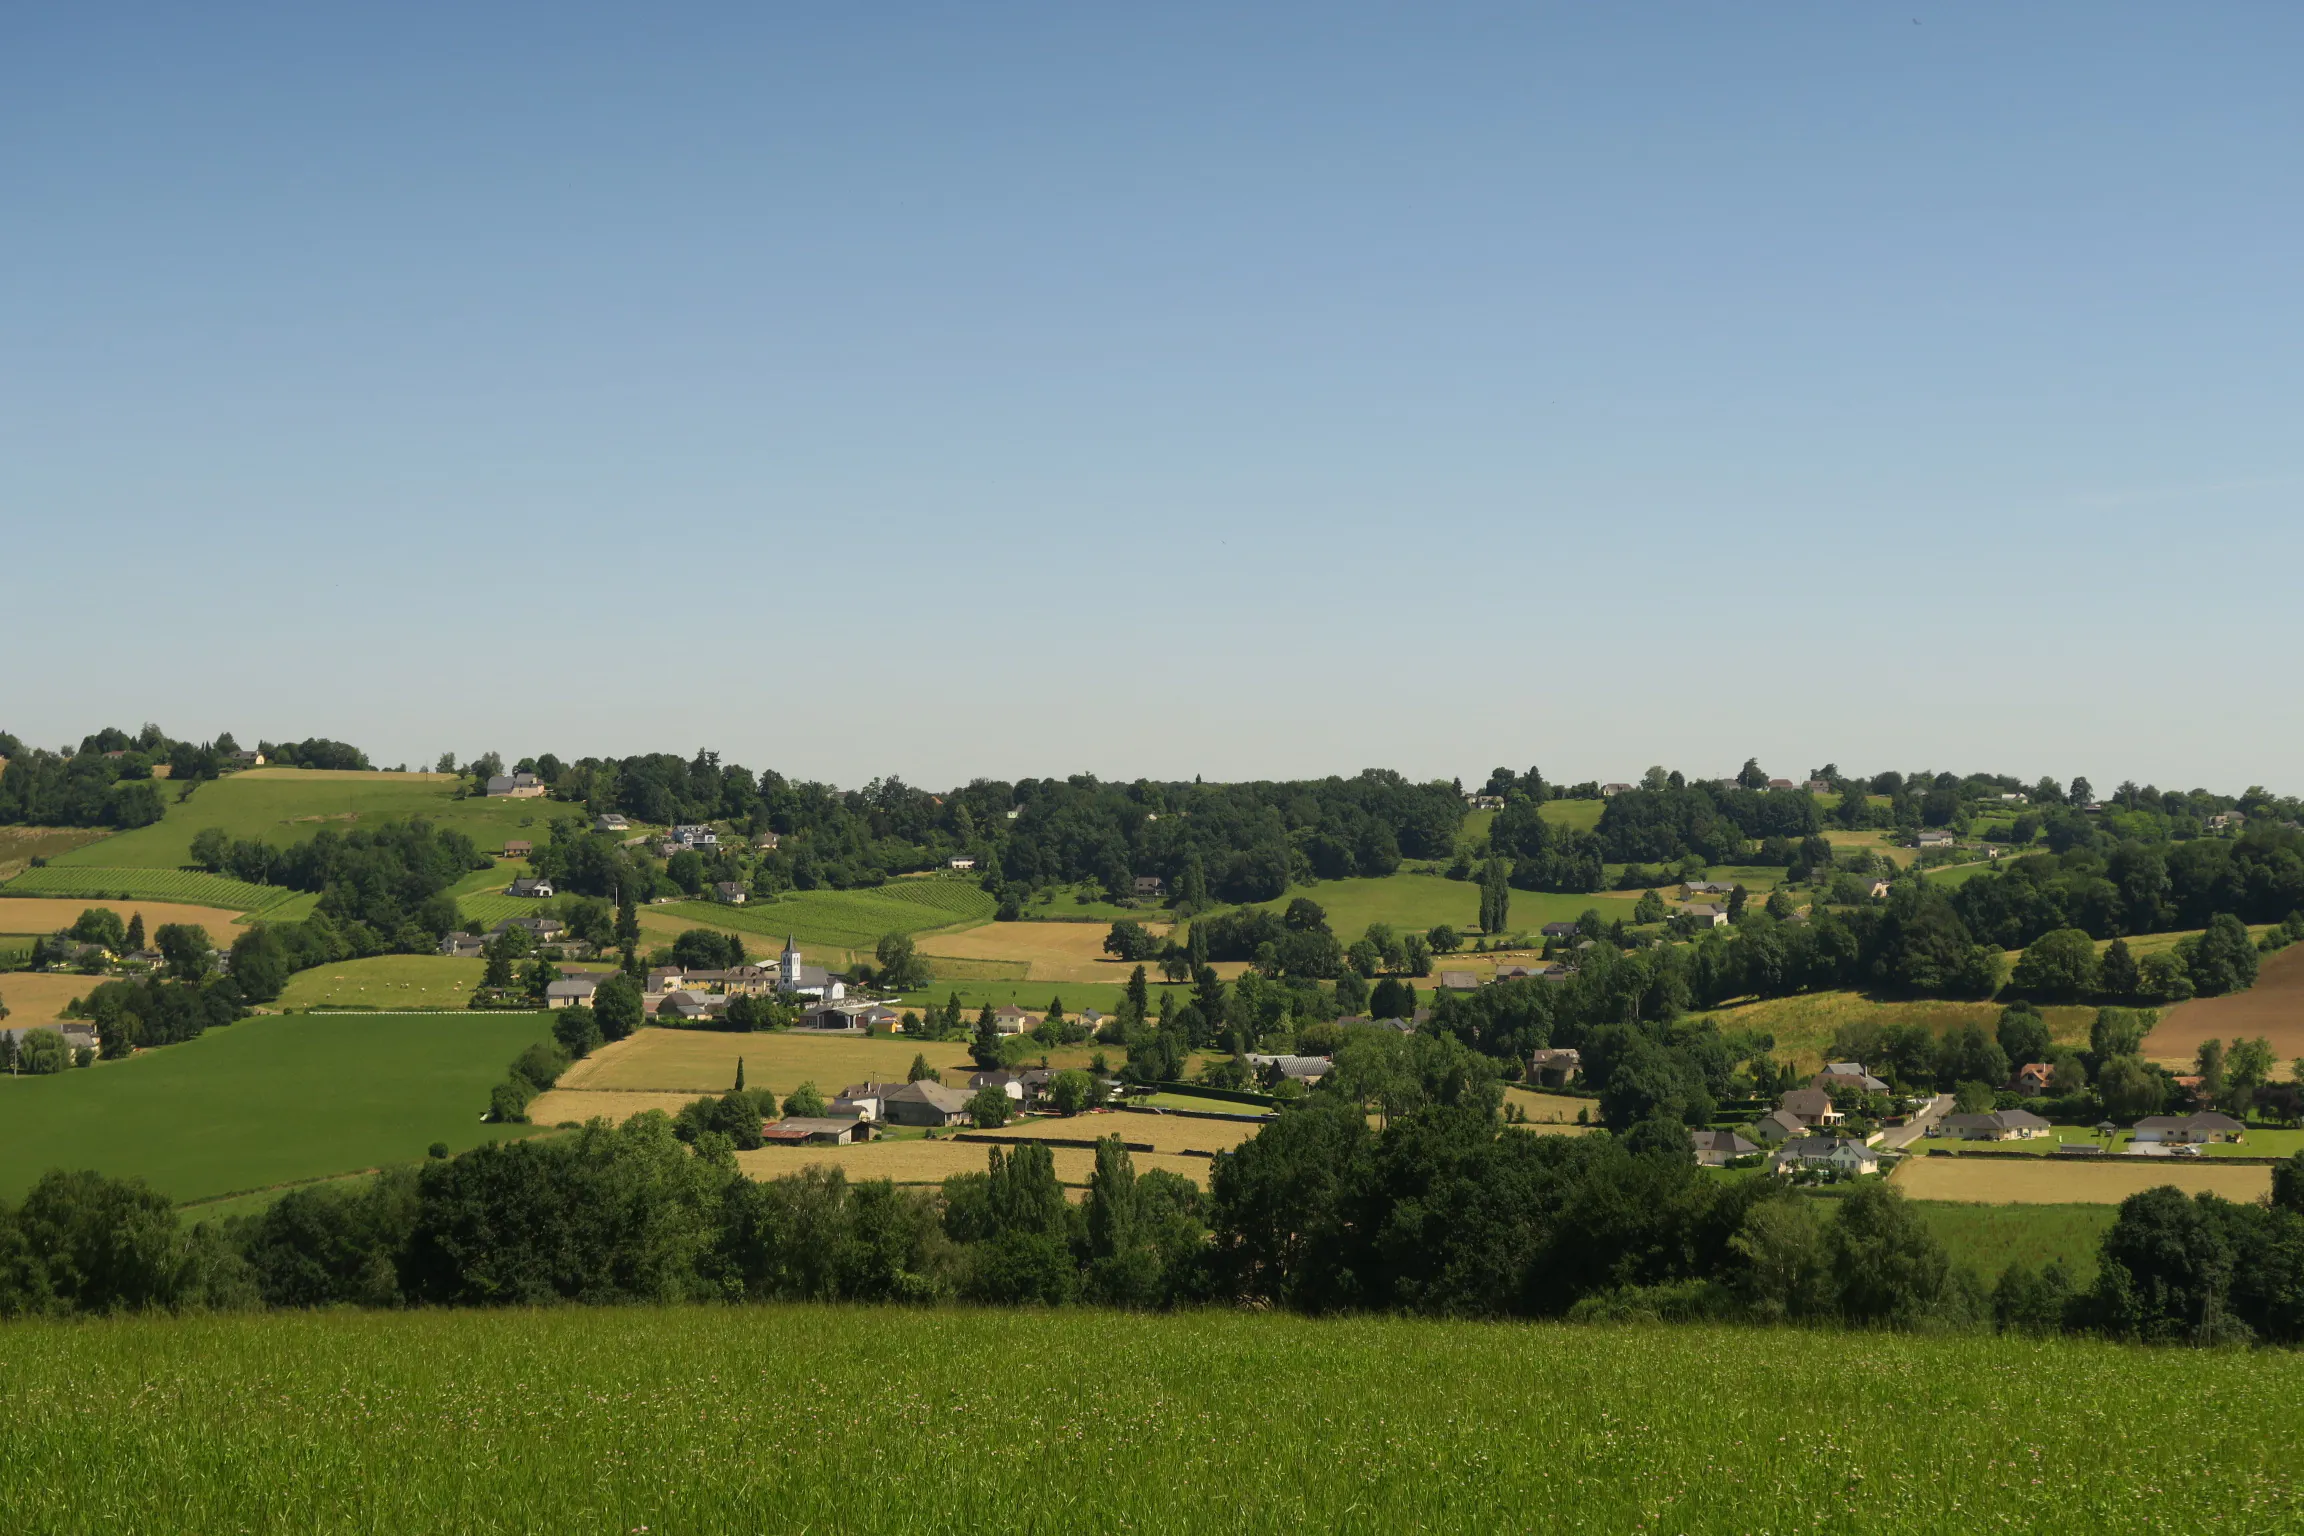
[778,937,843,1001]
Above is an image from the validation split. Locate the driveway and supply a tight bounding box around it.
[1879,1093,1954,1151]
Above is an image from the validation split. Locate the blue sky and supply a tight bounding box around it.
[5,4,2298,792]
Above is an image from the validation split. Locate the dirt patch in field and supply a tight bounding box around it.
[0,898,251,934]
[1892,1155,2271,1205]
[557,1027,976,1097]
[734,1138,1213,1189]
[2147,945,2304,1069]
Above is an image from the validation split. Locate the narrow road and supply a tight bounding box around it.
[1878,1092,1953,1151]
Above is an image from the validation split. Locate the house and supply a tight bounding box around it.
[670,824,719,850]
[438,932,487,959]
[493,916,567,943]
[2132,1112,2248,1145]
[799,1000,899,1032]
[592,813,630,833]
[1526,1047,1581,1087]
[837,1082,912,1121]
[754,830,781,850]
[711,881,748,905]
[948,856,977,871]
[1691,1129,1760,1166]
[1133,876,1165,897]
[1247,1053,1331,1084]
[2013,1062,2056,1095]
[1940,1109,2050,1141]
[829,1094,882,1121]
[1682,880,1730,896]
[228,749,266,768]
[486,771,546,799]
[1914,829,1956,848]
[1766,778,1797,792]
[992,1004,1036,1036]
[2000,792,2029,804]
[1683,904,1728,927]
[653,990,722,1021]
[1777,1087,1842,1128]
[1077,1008,1107,1030]
[1540,921,1579,939]
[759,1118,861,1146]
[1770,1138,1880,1178]
[1436,969,1482,991]
[1494,963,1562,983]
[1600,783,1633,797]
[1749,1108,1807,1144]
[508,876,555,899]
[1804,779,1833,794]
[878,1080,972,1128]
[968,1068,1055,1104]
[502,840,533,859]
[544,974,604,1009]
[2207,811,2246,832]
[1866,878,1893,899]
[1465,794,1506,811]
[1813,1062,1889,1095]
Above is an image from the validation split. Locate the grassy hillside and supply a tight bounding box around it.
[0,1011,555,1202]
[43,768,575,870]
[2,864,294,912]
[4,1309,2299,1532]
[1905,1200,2118,1286]
[650,879,996,953]
[1234,872,1637,939]
[1694,990,2096,1069]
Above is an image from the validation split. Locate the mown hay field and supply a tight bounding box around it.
[917,919,1234,983]
[735,1137,1214,1188]
[1892,1155,2272,1205]
[0,971,111,1025]
[990,1110,1261,1156]
[556,1027,977,1097]
[2149,943,2304,1068]
[1503,1086,1594,1124]
[0,896,252,939]
[6,1307,2302,1534]
[0,1012,555,1201]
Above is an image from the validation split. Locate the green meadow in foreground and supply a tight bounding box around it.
[3,1307,2299,1534]
[0,1012,553,1203]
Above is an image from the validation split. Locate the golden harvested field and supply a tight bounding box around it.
[525,1089,705,1126]
[734,1138,1214,1188]
[557,1028,976,1097]
[0,972,111,1025]
[0,898,252,934]
[1892,1155,2271,1205]
[916,921,1256,983]
[993,1111,1262,1156]
[2148,944,2304,1069]
[1503,1086,1593,1124]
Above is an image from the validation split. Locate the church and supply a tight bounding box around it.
[778,937,844,1001]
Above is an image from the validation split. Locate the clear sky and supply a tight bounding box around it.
[5,4,2298,793]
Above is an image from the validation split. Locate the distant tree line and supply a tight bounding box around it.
[0,725,374,829]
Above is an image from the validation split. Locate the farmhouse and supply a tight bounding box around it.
[754,830,781,850]
[493,916,566,943]
[1495,963,1562,983]
[544,974,603,1009]
[438,933,487,959]
[1804,779,1833,794]
[1540,921,1579,939]
[1526,1047,1581,1087]
[2132,1112,2247,1145]
[508,876,554,898]
[486,771,546,798]
[1766,778,1797,792]
[1777,1088,1841,1129]
[968,1068,1055,1104]
[503,840,533,858]
[1247,1053,1330,1084]
[4,1023,100,1057]
[228,749,266,768]
[711,881,748,905]
[799,1000,899,1032]
[759,1117,863,1146]
[877,1080,972,1128]
[1812,1062,1889,1094]
[1939,1109,2051,1141]
[1691,1129,1759,1166]
[1133,876,1165,897]
[1866,878,1893,899]
[1683,880,1730,896]
[592,813,630,833]
[653,990,723,1021]
[992,1004,1035,1036]
[1749,1108,1807,1144]
[1913,829,1955,849]
[948,856,977,871]
[1771,1138,1880,1178]
[1683,904,1728,927]
[2013,1062,2055,1095]
[1600,783,1633,797]
[670,825,719,849]
[1436,969,1481,991]
[1465,794,1506,811]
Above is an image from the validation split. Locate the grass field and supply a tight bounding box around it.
[275,953,496,1011]
[43,768,577,870]
[1,865,289,911]
[556,1026,978,1098]
[0,971,114,1025]
[917,920,1220,983]
[889,978,1145,1016]
[1694,990,2095,1070]
[2149,943,2304,1068]
[735,1137,1215,1188]
[6,1308,2302,1533]
[648,879,996,955]
[1908,1201,2119,1285]
[1229,873,1637,943]
[0,896,252,938]
[1892,1155,2272,1205]
[0,825,110,880]
[1504,1085,1595,1124]
[0,1012,556,1202]
[1536,798,1605,833]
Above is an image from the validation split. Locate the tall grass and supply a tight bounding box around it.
[4,1306,2300,1533]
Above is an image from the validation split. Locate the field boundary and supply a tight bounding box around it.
[1119,1104,1274,1124]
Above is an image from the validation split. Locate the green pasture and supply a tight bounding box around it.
[1907,1201,2118,1286]
[889,978,1143,1017]
[6,1309,2302,1533]
[1013,885,1168,923]
[275,953,493,1011]
[1536,798,1604,833]
[0,1011,554,1202]
[45,769,582,870]
[1920,861,1998,889]
[1695,989,2096,1067]
[1231,873,1637,941]
[657,880,996,953]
